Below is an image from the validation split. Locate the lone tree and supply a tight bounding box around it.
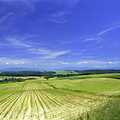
[44,76,50,80]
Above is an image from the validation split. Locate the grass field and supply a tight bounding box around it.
[0,74,120,120]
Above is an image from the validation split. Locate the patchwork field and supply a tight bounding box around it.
[0,74,120,120]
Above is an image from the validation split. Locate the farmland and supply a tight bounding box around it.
[0,73,120,120]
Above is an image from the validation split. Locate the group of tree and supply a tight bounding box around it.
[0,77,25,83]
[0,71,56,77]
[0,70,120,81]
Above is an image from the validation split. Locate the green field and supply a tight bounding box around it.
[0,74,120,120]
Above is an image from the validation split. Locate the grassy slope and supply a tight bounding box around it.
[49,76,120,94]
[0,74,119,120]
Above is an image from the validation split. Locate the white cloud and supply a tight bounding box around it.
[0,0,32,3]
[0,12,14,24]
[97,24,120,36]
[80,24,120,53]
[6,37,31,48]
[58,61,70,65]
[49,11,68,24]
[53,0,80,7]
[82,24,120,45]
[83,36,103,43]
[0,0,80,24]
[108,61,113,64]
[44,50,70,59]
[0,0,80,7]
[76,60,120,66]
[49,18,67,24]
[0,56,119,69]
[29,48,70,59]
[83,38,96,42]
[0,57,30,65]
[3,36,71,59]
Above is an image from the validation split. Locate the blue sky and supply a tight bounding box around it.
[0,0,120,70]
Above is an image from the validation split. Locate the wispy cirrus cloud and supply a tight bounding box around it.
[0,0,34,3]
[83,24,120,43]
[29,48,70,59]
[43,50,70,59]
[49,17,67,24]
[6,37,31,48]
[4,36,71,59]
[80,23,120,52]
[97,24,120,36]
[48,11,69,24]
[0,0,80,7]
[82,36,103,43]
[0,0,80,24]
[0,12,14,24]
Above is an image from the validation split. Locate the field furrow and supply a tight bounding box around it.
[0,93,22,120]
[0,77,115,120]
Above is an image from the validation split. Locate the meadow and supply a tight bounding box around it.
[0,73,120,120]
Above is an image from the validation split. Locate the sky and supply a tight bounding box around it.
[0,0,120,70]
